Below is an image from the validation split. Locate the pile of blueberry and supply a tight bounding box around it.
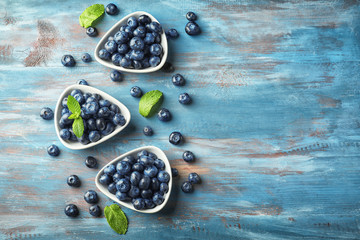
[98,149,171,210]
[98,14,164,69]
[59,89,126,144]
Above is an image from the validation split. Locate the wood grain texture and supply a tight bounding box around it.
[1,0,360,239]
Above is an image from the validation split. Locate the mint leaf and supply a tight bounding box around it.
[104,204,128,235]
[79,4,105,28]
[68,113,80,120]
[67,95,81,116]
[139,90,163,117]
[72,117,84,138]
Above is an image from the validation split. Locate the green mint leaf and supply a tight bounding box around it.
[72,117,84,138]
[104,204,128,235]
[79,4,105,28]
[67,95,81,116]
[68,113,80,120]
[139,90,163,117]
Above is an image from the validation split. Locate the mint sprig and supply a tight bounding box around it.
[67,95,84,138]
[104,204,128,235]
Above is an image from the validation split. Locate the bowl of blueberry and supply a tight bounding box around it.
[95,146,172,213]
[94,11,168,73]
[54,84,131,150]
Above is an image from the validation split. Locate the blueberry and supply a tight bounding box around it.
[105,40,118,54]
[104,164,116,176]
[141,57,151,68]
[138,15,151,25]
[152,32,161,43]
[78,134,90,145]
[85,156,98,168]
[110,104,120,113]
[149,56,161,67]
[62,97,68,108]
[77,79,89,85]
[157,171,170,183]
[160,183,169,194]
[116,178,131,193]
[108,182,117,194]
[139,155,154,166]
[144,166,158,178]
[124,26,134,38]
[67,175,81,187]
[127,16,138,28]
[151,178,160,191]
[84,190,99,204]
[128,186,140,198]
[157,108,171,121]
[154,159,165,170]
[139,176,151,190]
[85,119,95,131]
[68,129,78,141]
[149,43,162,56]
[129,86,142,99]
[98,99,110,108]
[183,151,195,162]
[188,172,201,184]
[143,126,153,136]
[98,49,111,60]
[140,189,152,199]
[111,53,122,66]
[132,60,142,69]
[110,70,122,82]
[101,122,115,136]
[98,107,110,118]
[86,96,97,104]
[166,28,179,39]
[132,163,144,172]
[85,101,99,115]
[185,21,201,35]
[71,89,82,97]
[61,108,70,116]
[117,161,131,175]
[120,57,132,68]
[133,26,146,38]
[133,198,145,210]
[106,3,118,15]
[122,155,136,164]
[130,50,145,61]
[186,11,197,21]
[64,204,79,217]
[116,191,131,201]
[74,93,85,105]
[172,73,186,86]
[148,22,162,33]
[124,52,131,60]
[152,192,164,205]
[148,152,157,160]
[89,205,101,217]
[137,150,149,158]
[86,27,98,37]
[60,129,71,140]
[95,118,105,131]
[113,172,123,183]
[114,31,130,44]
[40,107,53,120]
[179,93,192,104]
[117,43,129,54]
[129,171,141,186]
[169,131,183,145]
[181,181,193,193]
[171,168,179,177]
[61,55,75,67]
[81,53,92,63]
[145,199,156,209]
[47,144,60,156]
[129,37,145,50]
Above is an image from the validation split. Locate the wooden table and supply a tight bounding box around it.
[1,0,359,239]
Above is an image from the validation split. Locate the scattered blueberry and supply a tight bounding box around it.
[171,168,179,177]
[186,11,197,21]
[172,73,186,86]
[188,172,201,184]
[166,29,179,39]
[130,86,142,98]
[85,156,98,168]
[77,79,89,85]
[61,55,75,67]
[179,93,192,104]
[185,21,201,35]
[40,107,54,120]
[84,190,99,204]
[181,181,193,193]
[106,3,118,15]
[183,151,195,162]
[64,204,79,217]
[67,175,81,187]
[86,27,98,37]
[143,126,153,136]
[158,108,171,122]
[89,205,101,217]
[169,131,183,145]
[47,144,60,156]
[81,53,92,63]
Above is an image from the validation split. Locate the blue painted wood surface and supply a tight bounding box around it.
[1,0,360,239]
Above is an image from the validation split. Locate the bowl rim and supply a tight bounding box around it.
[54,84,131,150]
[95,145,173,213]
[94,11,168,73]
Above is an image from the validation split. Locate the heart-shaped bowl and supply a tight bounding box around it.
[95,146,173,213]
[94,11,168,73]
[54,84,131,150]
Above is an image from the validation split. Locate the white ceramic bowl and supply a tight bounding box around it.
[94,11,168,73]
[95,146,172,213]
[54,84,131,150]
